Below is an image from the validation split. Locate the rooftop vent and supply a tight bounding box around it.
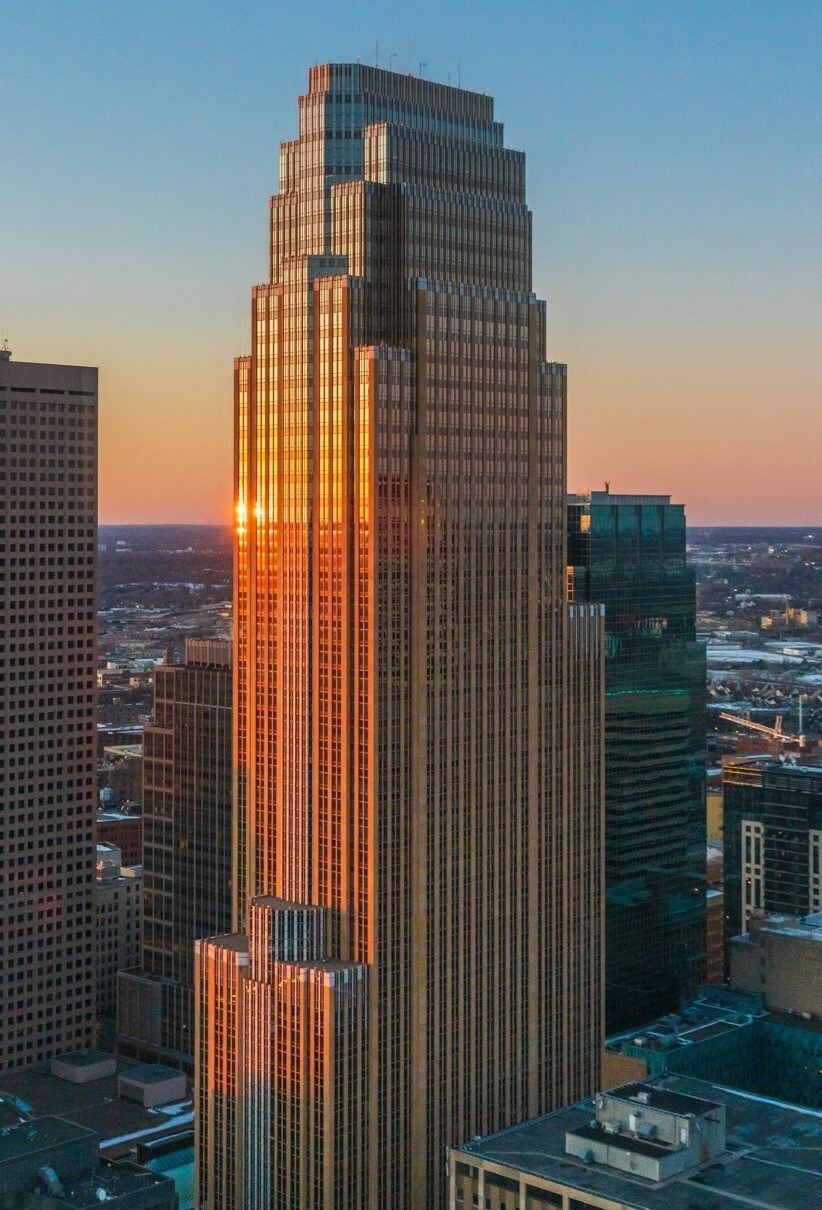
[36,1167,64,1197]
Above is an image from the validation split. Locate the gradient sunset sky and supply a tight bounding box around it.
[3,0,821,525]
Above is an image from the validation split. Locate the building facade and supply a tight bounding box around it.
[569,490,707,1032]
[723,759,822,944]
[705,887,725,985]
[194,934,248,1210]
[0,351,98,1072]
[98,809,144,867]
[119,640,232,1071]
[96,843,142,1016]
[196,64,605,1209]
[730,910,822,1019]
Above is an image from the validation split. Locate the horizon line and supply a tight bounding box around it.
[98,520,822,529]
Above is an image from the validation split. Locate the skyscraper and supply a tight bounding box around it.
[0,349,98,1071]
[196,64,604,1209]
[119,639,233,1071]
[568,490,707,1033]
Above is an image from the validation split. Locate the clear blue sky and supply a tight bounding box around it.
[2,0,821,523]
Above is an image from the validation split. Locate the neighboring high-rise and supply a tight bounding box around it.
[196,64,604,1209]
[723,758,822,944]
[569,489,707,1033]
[0,350,98,1071]
[119,639,232,1071]
[95,841,142,1016]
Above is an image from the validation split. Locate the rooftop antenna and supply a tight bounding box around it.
[418,61,427,77]
[389,52,397,71]
[458,62,461,87]
[604,481,610,493]
[0,338,10,363]
[375,40,379,67]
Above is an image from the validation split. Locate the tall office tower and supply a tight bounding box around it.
[196,64,604,1209]
[119,639,232,1071]
[569,490,707,1033]
[95,841,142,1015]
[0,349,98,1072]
[723,758,822,944]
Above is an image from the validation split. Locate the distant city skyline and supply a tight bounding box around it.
[3,0,822,525]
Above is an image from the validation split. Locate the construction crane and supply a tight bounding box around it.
[718,711,804,747]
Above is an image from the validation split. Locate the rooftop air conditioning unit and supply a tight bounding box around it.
[36,1168,64,1198]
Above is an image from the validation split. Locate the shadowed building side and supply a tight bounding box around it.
[119,640,233,1073]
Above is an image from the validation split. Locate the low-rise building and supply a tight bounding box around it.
[0,1115,177,1209]
[0,1051,193,1207]
[450,1075,822,1209]
[605,980,822,1109]
[730,910,822,1018]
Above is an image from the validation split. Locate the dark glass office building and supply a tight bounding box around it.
[723,759,822,944]
[118,639,232,1071]
[569,489,706,1032]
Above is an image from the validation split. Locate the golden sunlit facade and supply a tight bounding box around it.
[196,63,604,1209]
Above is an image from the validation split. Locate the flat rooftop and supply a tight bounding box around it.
[741,911,822,942]
[122,1063,182,1085]
[41,1164,173,1208]
[454,1076,822,1209]
[53,1049,112,1069]
[195,932,248,952]
[608,1000,757,1054]
[680,1020,741,1043]
[0,1055,192,1160]
[0,1115,95,1164]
